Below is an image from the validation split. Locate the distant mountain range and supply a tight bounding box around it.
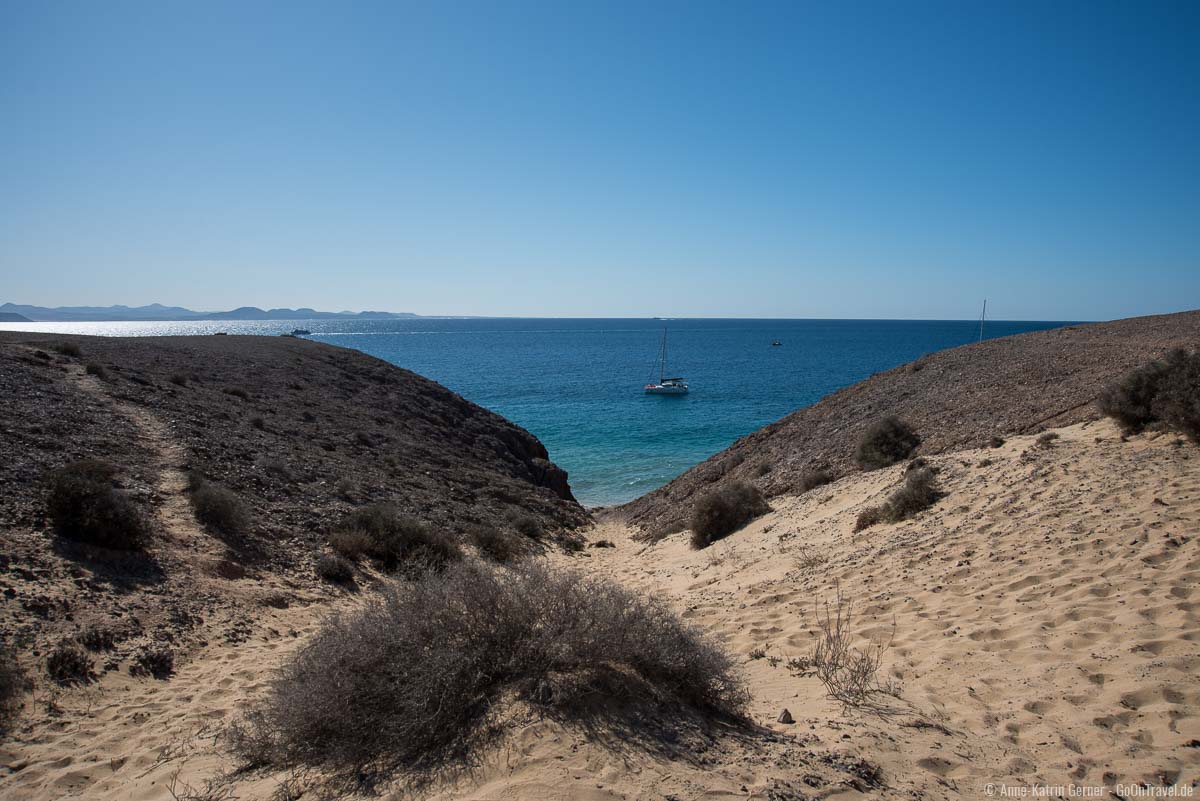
[0,303,418,322]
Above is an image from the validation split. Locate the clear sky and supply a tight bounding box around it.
[1,0,1197,320]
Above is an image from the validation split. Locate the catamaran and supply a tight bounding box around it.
[645,324,689,395]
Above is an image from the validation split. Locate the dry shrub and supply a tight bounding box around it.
[223,387,250,400]
[798,584,896,712]
[79,625,119,651]
[854,468,940,532]
[854,416,920,470]
[509,513,542,539]
[85,362,108,380]
[797,469,833,493]
[46,640,93,685]
[46,460,150,550]
[330,504,460,572]
[131,646,174,679]
[988,436,1005,448]
[52,341,82,357]
[169,373,189,386]
[690,481,770,549]
[1036,432,1059,447]
[1099,349,1200,441]
[316,553,355,584]
[188,479,250,538]
[0,644,27,733]
[469,526,523,563]
[229,561,747,789]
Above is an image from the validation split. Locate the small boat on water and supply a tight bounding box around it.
[645,325,688,395]
[771,340,783,346]
[291,328,312,336]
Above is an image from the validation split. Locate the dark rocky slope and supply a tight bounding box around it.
[618,309,1200,537]
[0,333,586,666]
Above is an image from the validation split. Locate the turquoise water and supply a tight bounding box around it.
[0,317,1074,505]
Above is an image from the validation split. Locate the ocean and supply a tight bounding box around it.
[0,317,1075,506]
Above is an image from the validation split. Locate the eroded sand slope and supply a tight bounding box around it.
[2,419,1196,799]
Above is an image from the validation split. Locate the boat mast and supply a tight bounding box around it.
[659,325,668,383]
[978,299,987,342]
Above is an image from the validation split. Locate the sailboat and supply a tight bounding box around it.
[645,324,689,395]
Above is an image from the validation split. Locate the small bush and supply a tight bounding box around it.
[46,460,150,550]
[0,645,27,733]
[1099,350,1200,441]
[988,436,1006,448]
[330,504,460,573]
[798,584,896,712]
[854,416,920,470]
[334,477,357,500]
[250,416,266,430]
[316,554,355,584]
[52,341,82,357]
[229,561,747,787]
[79,625,118,651]
[131,646,174,679]
[469,527,522,563]
[1036,432,1059,447]
[224,387,250,400]
[189,479,250,538]
[169,373,189,386]
[84,362,108,380]
[754,462,773,477]
[690,481,771,549]
[46,640,92,685]
[854,468,940,532]
[509,513,542,539]
[258,457,293,482]
[797,469,833,493]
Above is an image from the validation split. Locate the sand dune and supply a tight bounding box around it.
[2,419,1197,799]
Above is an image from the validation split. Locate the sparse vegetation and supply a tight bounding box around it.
[854,467,940,532]
[51,341,82,357]
[188,478,250,538]
[468,526,523,563]
[329,504,461,572]
[509,513,542,539]
[131,646,174,679]
[316,553,355,584]
[229,561,747,788]
[690,481,771,549]
[1099,349,1200,442]
[250,416,266,430]
[0,645,27,733]
[223,387,250,400]
[258,456,293,482]
[46,640,93,685]
[796,584,896,712]
[1036,432,1059,447]
[754,461,772,477]
[46,460,151,550]
[79,625,119,651]
[796,468,833,493]
[84,362,108,379]
[989,436,1006,448]
[854,416,920,470]
[169,372,189,386]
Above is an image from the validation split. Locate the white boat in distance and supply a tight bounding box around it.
[645,324,689,395]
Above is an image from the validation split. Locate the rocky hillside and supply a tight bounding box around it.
[618,309,1200,536]
[0,333,587,669]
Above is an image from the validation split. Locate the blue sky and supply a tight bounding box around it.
[1,0,1197,320]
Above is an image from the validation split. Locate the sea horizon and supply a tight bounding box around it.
[0,316,1079,506]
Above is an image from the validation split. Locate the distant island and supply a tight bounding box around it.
[0,302,418,322]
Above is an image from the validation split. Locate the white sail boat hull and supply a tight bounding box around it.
[645,382,688,395]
